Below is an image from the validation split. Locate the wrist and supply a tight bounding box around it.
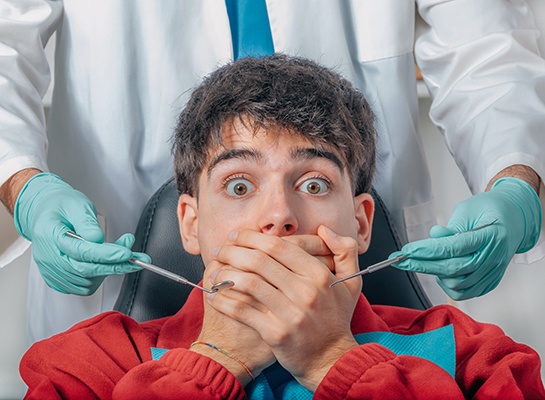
[13,172,70,240]
[487,164,540,194]
[0,168,42,214]
[492,177,542,253]
[297,336,359,392]
[190,341,256,387]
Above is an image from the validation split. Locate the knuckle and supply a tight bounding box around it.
[290,309,308,330]
[230,301,247,320]
[268,325,290,347]
[241,274,261,293]
[335,235,358,256]
[313,269,331,288]
[444,262,463,276]
[319,255,335,270]
[229,271,260,294]
[262,236,285,255]
[449,290,465,301]
[269,263,290,281]
[287,236,305,249]
[344,237,359,254]
[300,286,320,309]
[441,280,459,291]
[252,251,270,269]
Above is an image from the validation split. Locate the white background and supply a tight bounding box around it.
[1,2,544,398]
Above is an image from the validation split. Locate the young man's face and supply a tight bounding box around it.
[178,120,374,266]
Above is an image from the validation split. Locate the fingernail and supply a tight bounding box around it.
[210,269,219,283]
[324,226,337,237]
[229,230,239,241]
[212,247,219,257]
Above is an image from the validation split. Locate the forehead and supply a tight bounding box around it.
[203,120,346,174]
[213,118,343,159]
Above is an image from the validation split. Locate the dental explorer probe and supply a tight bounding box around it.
[330,219,498,287]
[65,231,234,294]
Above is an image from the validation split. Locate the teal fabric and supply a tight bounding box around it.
[225,0,274,60]
[355,324,455,378]
[151,324,456,399]
[150,347,169,361]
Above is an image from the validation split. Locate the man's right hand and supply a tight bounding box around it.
[192,258,275,387]
[12,172,149,295]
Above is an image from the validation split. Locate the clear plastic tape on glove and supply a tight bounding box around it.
[391,177,542,300]
[13,172,150,295]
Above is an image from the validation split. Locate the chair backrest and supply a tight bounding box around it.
[115,178,432,322]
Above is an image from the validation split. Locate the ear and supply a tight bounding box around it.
[177,194,201,255]
[354,193,374,255]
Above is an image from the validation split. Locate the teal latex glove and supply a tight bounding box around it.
[14,173,150,296]
[392,177,542,300]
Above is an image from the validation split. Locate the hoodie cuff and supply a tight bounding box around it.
[315,344,396,399]
[161,348,246,398]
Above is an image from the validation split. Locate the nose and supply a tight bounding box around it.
[258,187,298,236]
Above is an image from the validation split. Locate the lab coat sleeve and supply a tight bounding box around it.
[415,0,545,263]
[0,0,62,186]
[20,311,245,400]
[315,305,545,399]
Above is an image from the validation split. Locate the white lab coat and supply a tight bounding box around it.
[1,0,545,343]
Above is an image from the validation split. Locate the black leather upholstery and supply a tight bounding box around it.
[115,178,432,322]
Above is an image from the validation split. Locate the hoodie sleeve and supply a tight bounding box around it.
[315,305,545,399]
[20,311,245,400]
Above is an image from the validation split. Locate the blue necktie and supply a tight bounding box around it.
[225,0,275,60]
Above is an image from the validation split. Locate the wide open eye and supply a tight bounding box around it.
[299,178,329,195]
[226,178,255,197]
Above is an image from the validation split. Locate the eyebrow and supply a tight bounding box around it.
[290,147,344,171]
[207,146,344,176]
[207,149,262,176]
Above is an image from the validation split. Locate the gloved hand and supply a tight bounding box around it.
[392,177,542,300]
[14,172,150,296]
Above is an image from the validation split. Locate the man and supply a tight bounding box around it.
[20,55,545,399]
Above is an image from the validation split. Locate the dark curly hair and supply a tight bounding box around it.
[172,54,376,196]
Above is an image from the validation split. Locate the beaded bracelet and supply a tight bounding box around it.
[190,341,255,380]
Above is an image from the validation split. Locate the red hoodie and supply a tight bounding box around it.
[20,288,545,399]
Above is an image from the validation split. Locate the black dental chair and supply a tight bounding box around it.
[114,178,432,322]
